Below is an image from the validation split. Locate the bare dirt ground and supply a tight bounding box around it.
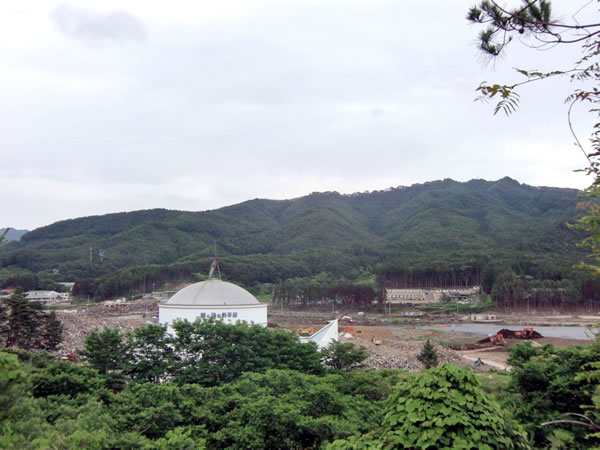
[53,303,593,370]
[460,348,511,371]
[278,314,594,372]
[536,337,591,347]
[280,323,464,371]
[342,328,464,371]
[269,308,600,327]
[451,336,591,372]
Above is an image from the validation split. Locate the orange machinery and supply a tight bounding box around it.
[515,327,535,339]
[489,333,505,345]
[295,327,314,336]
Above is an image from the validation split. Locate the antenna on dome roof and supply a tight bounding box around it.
[208,240,221,280]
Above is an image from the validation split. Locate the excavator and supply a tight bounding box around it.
[478,327,541,345]
[514,327,535,339]
[488,333,505,345]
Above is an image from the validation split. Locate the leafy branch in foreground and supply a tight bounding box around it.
[469,1,600,272]
[0,228,7,249]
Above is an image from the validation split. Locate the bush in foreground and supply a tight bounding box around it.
[328,364,530,449]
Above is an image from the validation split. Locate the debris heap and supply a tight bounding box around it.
[361,339,462,370]
[55,301,158,356]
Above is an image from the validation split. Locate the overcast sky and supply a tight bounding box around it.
[0,0,594,229]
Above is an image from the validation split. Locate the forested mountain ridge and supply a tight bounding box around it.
[0,177,587,292]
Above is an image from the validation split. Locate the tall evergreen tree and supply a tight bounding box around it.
[0,290,62,351]
[417,339,438,369]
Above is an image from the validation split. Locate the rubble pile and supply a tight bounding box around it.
[343,334,462,371]
[56,301,158,356]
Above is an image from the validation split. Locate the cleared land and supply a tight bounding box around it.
[51,301,594,372]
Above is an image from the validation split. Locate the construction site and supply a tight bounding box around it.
[49,294,594,372]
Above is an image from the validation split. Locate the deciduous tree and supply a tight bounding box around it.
[79,328,127,375]
[320,340,368,371]
[171,319,324,386]
[123,324,174,383]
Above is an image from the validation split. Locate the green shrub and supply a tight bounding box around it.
[329,364,530,449]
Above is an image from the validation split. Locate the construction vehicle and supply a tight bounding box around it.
[515,327,535,339]
[295,327,314,336]
[370,336,382,346]
[478,327,542,345]
[489,333,505,345]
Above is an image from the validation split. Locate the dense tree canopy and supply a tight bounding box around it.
[0,349,405,449]
[80,320,325,387]
[3,319,600,448]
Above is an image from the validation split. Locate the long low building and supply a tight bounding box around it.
[385,287,480,304]
[385,289,433,303]
[25,290,70,304]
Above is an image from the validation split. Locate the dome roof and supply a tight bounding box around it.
[166,279,259,306]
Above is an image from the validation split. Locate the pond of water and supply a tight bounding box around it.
[387,323,595,340]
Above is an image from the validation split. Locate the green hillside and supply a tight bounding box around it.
[0,177,588,296]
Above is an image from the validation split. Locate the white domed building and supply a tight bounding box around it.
[159,261,267,329]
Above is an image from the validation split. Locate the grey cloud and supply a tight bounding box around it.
[0,0,591,229]
[49,4,146,44]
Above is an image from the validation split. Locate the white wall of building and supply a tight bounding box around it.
[159,303,268,331]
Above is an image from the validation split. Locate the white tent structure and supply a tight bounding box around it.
[159,258,267,329]
[299,319,338,349]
